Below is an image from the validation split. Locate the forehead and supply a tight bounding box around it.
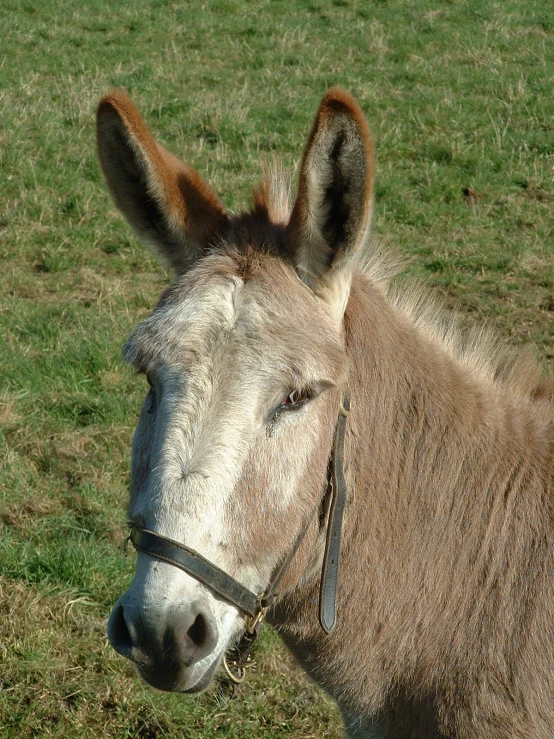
[123,254,345,380]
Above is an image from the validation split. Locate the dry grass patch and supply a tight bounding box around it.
[0,577,342,739]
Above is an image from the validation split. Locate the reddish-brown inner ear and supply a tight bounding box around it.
[165,148,229,247]
[97,90,228,273]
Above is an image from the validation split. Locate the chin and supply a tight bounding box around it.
[138,654,222,694]
[180,663,220,694]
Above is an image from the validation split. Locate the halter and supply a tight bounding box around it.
[127,392,350,690]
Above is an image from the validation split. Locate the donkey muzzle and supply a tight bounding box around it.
[108,596,219,691]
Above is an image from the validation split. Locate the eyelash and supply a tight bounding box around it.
[279,388,312,410]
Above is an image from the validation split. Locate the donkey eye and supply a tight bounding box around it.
[280,388,311,410]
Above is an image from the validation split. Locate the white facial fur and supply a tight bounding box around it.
[117,258,346,689]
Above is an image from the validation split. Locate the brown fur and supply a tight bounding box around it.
[274,272,554,738]
[98,88,554,738]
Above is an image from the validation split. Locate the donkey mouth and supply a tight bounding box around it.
[137,653,221,694]
[181,658,221,694]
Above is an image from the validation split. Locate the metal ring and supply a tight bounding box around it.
[339,390,351,417]
[246,606,266,634]
[223,655,246,685]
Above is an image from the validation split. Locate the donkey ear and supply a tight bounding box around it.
[97,91,228,273]
[287,88,374,292]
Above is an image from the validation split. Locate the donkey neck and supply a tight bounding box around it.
[342,273,554,632]
[343,271,554,530]
[275,271,554,735]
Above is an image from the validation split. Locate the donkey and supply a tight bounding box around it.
[97,88,554,738]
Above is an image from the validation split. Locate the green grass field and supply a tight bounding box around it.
[1,0,553,736]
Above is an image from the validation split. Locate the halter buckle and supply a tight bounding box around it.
[246,598,268,634]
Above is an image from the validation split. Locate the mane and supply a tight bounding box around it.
[254,166,553,402]
[365,245,552,400]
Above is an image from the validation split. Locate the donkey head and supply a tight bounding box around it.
[98,88,373,692]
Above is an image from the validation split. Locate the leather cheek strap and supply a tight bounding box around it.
[319,391,350,634]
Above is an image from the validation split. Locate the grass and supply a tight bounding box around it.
[0,0,553,736]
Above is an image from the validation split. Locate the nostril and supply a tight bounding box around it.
[187,613,208,648]
[171,601,219,665]
[108,603,134,656]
